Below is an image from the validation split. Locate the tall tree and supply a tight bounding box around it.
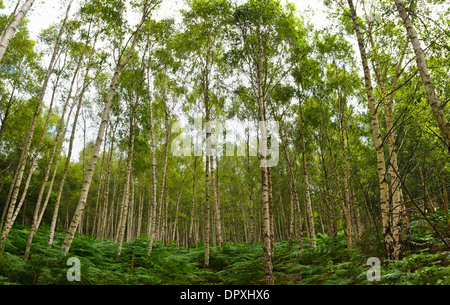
[393,0,450,153]
[346,0,395,259]
[0,0,36,62]
[0,0,74,250]
[61,0,159,254]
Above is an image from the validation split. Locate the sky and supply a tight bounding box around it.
[22,0,331,38]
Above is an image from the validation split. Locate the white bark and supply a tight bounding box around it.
[0,0,36,62]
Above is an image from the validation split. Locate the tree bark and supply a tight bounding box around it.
[211,156,223,251]
[116,49,147,257]
[256,13,274,284]
[189,157,197,248]
[0,0,36,62]
[61,6,150,254]
[48,35,97,246]
[335,74,353,247]
[393,0,450,153]
[297,89,316,248]
[347,0,394,259]
[246,128,255,245]
[146,53,159,255]
[369,29,406,260]
[0,1,73,250]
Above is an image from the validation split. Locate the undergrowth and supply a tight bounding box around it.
[1,215,450,285]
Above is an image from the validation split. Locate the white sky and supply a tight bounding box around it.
[22,0,331,38]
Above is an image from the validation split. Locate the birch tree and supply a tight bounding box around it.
[0,0,36,62]
[61,0,160,254]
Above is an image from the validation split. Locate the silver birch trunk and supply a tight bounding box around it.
[298,91,316,248]
[60,8,149,254]
[210,156,223,251]
[146,58,158,255]
[48,36,97,246]
[256,14,274,284]
[393,0,450,153]
[348,0,394,259]
[0,0,73,250]
[0,0,36,62]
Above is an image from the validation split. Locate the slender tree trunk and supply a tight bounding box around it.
[137,188,144,238]
[127,179,136,241]
[336,76,353,247]
[268,167,275,256]
[146,54,159,256]
[246,128,255,245]
[297,89,316,248]
[173,193,181,245]
[256,14,273,284]
[61,7,150,254]
[159,100,171,245]
[318,140,336,237]
[369,30,406,259]
[0,0,36,62]
[189,157,197,248]
[442,156,449,224]
[211,156,223,251]
[0,0,21,42]
[203,49,212,268]
[348,0,394,259]
[13,68,63,230]
[116,49,147,257]
[393,0,450,153]
[48,35,98,246]
[204,139,211,267]
[0,0,73,251]
[288,177,295,249]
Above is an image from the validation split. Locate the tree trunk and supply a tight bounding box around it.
[116,49,147,257]
[27,37,93,258]
[0,1,73,250]
[297,89,316,248]
[204,136,211,267]
[256,14,274,284]
[146,53,159,256]
[347,0,394,259]
[335,75,353,247]
[246,128,255,245]
[442,156,449,224]
[318,139,336,237]
[137,188,144,238]
[60,7,149,254]
[369,29,406,260]
[48,35,97,246]
[0,0,36,62]
[393,0,450,153]
[189,157,197,248]
[211,156,223,251]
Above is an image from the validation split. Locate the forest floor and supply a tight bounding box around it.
[1,216,450,285]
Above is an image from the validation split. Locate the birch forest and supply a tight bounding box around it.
[0,0,449,286]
